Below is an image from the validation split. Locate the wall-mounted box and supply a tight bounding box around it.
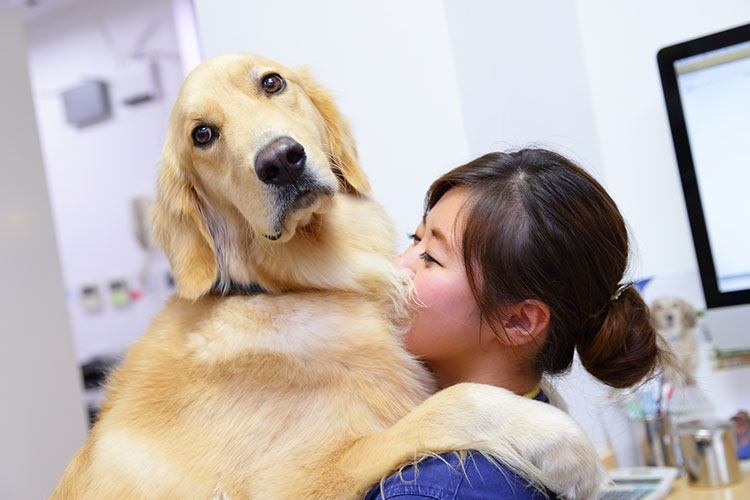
[109,279,130,308]
[80,284,102,314]
[61,80,111,127]
[118,59,160,105]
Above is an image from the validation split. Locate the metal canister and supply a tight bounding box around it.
[677,419,741,487]
[640,415,678,467]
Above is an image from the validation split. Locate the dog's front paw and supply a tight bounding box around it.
[445,383,604,500]
[517,410,604,500]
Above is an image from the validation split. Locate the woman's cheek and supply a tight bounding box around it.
[403,276,436,351]
[412,273,439,310]
[407,274,456,336]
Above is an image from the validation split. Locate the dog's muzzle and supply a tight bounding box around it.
[255,137,336,241]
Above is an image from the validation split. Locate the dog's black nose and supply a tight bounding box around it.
[255,137,306,187]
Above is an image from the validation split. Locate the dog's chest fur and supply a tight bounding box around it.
[87,292,434,499]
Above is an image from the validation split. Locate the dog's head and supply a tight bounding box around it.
[650,296,696,333]
[153,54,375,299]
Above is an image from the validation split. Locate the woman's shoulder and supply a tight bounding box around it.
[364,451,556,500]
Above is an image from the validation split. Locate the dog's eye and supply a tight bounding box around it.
[261,73,286,94]
[192,125,217,147]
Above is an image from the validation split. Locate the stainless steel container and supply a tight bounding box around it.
[640,415,679,467]
[677,419,741,487]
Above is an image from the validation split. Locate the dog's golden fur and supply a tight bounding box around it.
[51,54,602,500]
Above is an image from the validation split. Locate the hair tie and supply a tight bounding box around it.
[611,282,631,302]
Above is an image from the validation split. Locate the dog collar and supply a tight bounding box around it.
[211,282,269,295]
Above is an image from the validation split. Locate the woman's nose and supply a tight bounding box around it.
[394,247,418,279]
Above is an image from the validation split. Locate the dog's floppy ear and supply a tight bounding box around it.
[152,136,218,300]
[296,69,371,196]
[681,300,697,329]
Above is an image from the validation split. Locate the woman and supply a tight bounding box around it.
[365,149,663,499]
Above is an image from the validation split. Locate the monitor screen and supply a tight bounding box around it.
[658,24,750,308]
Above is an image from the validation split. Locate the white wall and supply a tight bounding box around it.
[193,0,470,247]
[26,0,185,362]
[0,10,89,498]
[444,1,605,178]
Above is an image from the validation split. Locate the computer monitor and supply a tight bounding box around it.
[658,23,750,353]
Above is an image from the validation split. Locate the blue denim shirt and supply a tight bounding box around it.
[364,390,559,500]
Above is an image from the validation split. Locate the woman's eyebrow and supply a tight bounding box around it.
[431,228,448,245]
[431,228,456,255]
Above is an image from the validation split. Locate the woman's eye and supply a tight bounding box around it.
[420,252,439,265]
[407,233,422,245]
[192,125,217,147]
[261,73,286,94]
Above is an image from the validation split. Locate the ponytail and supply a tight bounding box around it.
[577,286,660,388]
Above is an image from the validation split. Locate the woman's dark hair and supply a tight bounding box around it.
[425,149,660,388]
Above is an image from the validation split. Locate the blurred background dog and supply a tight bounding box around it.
[651,296,699,386]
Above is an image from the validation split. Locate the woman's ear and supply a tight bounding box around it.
[295,68,371,197]
[498,300,550,346]
[152,135,218,301]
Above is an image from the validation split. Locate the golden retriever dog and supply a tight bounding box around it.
[651,296,699,385]
[51,54,603,500]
